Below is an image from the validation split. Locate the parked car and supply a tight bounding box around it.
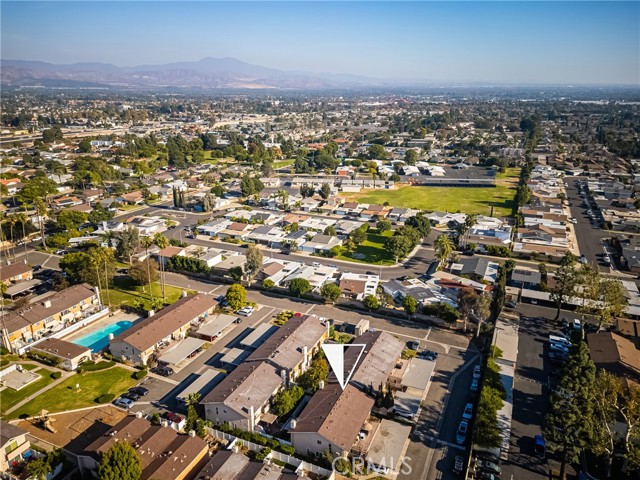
[122,391,140,402]
[534,435,546,457]
[550,343,570,354]
[237,306,255,316]
[463,402,474,420]
[163,411,182,424]
[129,386,149,396]
[505,301,517,309]
[470,378,479,392]
[55,249,68,255]
[455,420,469,445]
[420,350,438,361]
[473,365,481,379]
[114,397,134,409]
[475,472,498,480]
[407,340,420,351]
[152,366,174,377]
[453,455,465,475]
[475,459,501,475]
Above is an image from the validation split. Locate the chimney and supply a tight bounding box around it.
[249,406,255,432]
[290,419,297,430]
[43,300,52,309]
[135,411,143,419]
[188,430,196,437]
[318,380,325,390]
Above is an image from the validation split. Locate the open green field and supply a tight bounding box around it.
[344,168,520,217]
[0,368,55,415]
[102,277,186,310]
[336,230,394,265]
[7,367,137,419]
[273,159,295,169]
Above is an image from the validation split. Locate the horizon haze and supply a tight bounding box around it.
[2,1,639,86]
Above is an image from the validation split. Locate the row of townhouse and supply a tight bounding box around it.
[109,293,218,366]
[201,314,330,431]
[0,283,102,353]
[514,165,572,258]
[587,176,639,233]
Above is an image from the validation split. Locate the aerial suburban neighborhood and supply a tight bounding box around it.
[0,2,639,480]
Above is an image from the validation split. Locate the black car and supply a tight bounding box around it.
[129,386,149,396]
[122,391,140,402]
[153,366,174,377]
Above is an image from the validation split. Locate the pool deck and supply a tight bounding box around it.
[64,312,143,344]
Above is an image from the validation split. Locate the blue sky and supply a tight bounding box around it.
[2,1,639,84]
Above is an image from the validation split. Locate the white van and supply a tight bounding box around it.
[549,335,571,347]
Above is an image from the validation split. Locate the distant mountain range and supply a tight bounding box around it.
[0,57,397,89]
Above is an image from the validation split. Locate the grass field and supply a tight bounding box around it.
[273,159,295,169]
[0,368,55,415]
[336,230,394,265]
[344,168,520,217]
[102,277,186,310]
[8,367,137,419]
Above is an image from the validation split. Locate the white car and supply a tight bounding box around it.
[114,397,134,409]
[237,306,255,317]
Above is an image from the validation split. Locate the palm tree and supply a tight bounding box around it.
[276,189,288,209]
[435,234,453,266]
[33,198,48,248]
[140,236,155,304]
[153,232,169,303]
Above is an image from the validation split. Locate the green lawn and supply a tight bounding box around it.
[0,368,55,415]
[273,159,295,169]
[103,277,187,310]
[337,230,395,265]
[344,167,520,217]
[7,367,137,419]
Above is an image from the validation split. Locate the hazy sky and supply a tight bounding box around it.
[2,1,639,84]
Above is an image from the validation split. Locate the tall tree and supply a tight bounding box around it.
[116,227,139,264]
[457,289,478,332]
[319,183,331,200]
[140,236,155,304]
[403,295,418,317]
[153,233,169,301]
[97,441,142,480]
[33,198,48,248]
[244,244,263,281]
[435,234,453,266]
[550,253,578,321]
[474,292,492,337]
[544,341,596,480]
[225,284,247,310]
[320,283,341,304]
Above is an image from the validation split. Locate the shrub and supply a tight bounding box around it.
[133,369,147,380]
[27,351,62,367]
[50,372,62,379]
[277,444,295,456]
[96,393,115,404]
[77,361,115,373]
[255,447,271,461]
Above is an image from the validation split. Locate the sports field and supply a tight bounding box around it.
[344,168,520,217]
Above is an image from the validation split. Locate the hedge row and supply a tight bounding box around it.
[77,360,115,372]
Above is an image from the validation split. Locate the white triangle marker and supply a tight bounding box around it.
[322,343,366,390]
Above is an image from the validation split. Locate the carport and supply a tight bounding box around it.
[219,347,247,367]
[239,323,276,350]
[158,337,206,366]
[4,279,44,299]
[193,314,238,341]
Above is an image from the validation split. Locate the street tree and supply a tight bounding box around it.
[384,235,412,263]
[403,295,418,317]
[434,234,453,265]
[405,214,431,238]
[550,252,578,321]
[457,289,478,332]
[225,284,247,311]
[376,219,392,233]
[244,244,264,281]
[153,233,169,301]
[320,283,341,304]
[363,294,380,311]
[33,198,49,248]
[98,441,142,480]
[319,183,331,199]
[289,278,312,297]
[128,259,159,286]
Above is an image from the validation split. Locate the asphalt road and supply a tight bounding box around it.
[501,302,581,480]
[565,178,610,273]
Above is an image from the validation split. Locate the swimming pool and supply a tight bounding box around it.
[71,320,133,352]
